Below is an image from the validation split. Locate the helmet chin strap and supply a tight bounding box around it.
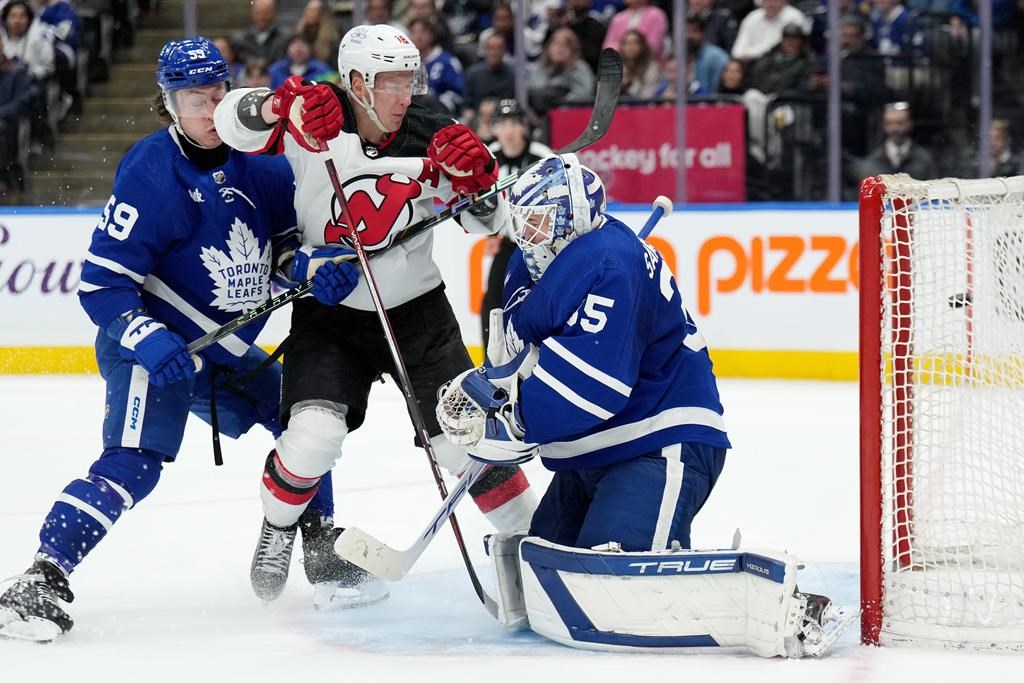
[351,85,391,134]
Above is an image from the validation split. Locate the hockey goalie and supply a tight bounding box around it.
[437,153,857,657]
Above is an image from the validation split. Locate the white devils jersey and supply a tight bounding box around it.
[214,86,507,310]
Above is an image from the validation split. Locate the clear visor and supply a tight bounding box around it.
[510,204,557,252]
[163,81,230,119]
[371,67,428,97]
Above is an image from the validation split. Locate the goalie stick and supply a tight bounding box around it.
[186,48,622,356]
[335,460,488,582]
[332,195,671,585]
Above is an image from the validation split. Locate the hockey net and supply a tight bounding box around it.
[860,174,1024,649]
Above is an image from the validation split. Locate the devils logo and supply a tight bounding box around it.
[324,173,423,250]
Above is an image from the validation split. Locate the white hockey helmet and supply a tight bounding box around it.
[337,24,423,92]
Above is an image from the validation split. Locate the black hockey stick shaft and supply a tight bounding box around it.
[323,156,499,616]
[187,49,622,357]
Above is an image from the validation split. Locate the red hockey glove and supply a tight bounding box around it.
[428,123,498,196]
[271,76,343,152]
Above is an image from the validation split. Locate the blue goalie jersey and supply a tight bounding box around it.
[78,128,297,367]
[503,217,731,471]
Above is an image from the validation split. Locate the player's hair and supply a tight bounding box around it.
[152,91,173,125]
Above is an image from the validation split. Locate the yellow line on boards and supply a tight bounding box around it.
[0,346,861,381]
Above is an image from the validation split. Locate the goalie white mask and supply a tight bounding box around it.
[508,154,607,281]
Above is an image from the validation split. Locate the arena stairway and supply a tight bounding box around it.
[23,0,251,207]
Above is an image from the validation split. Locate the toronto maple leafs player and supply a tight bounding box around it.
[213,23,537,606]
[437,155,857,657]
[0,38,361,642]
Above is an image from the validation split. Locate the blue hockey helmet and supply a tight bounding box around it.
[508,153,606,280]
[156,37,231,92]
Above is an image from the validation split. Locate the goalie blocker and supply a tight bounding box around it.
[485,534,858,658]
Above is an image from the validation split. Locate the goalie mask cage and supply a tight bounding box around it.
[860,174,1024,650]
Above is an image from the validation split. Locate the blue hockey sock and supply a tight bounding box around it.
[307,470,335,520]
[38,449,164,573]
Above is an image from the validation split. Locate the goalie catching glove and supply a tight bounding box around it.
[437,347,540,464]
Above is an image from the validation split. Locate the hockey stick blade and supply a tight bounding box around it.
[557,48,622,155]
[187,53,621,356]
[335,460,487,582]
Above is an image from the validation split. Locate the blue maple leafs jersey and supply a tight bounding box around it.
[78,128,298,367]
[502,217,731,471]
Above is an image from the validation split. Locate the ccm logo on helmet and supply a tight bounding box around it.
[627,558,737,575]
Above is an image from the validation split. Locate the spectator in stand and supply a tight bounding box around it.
[478,2,515,59]
[544,0,606,74]
[294,0,339,65]
[232,0,290,65]
[2,0,53,149]
[212,36,242,82]
[854,102,936,181]
[983,119,1021,177]
[409,16,464,114]
[591,0,625,23]
[619,29,660,100]
[869,0,911,56]
[268,35,331,89]
[461,32,515,117]
[688,0,739,52]
[35,0,80,116]
[1,1,53,82]
[730,0,806,61]
[527,27,595,113]
[808,0,871,54]
[239,57,271,88]
[805,16,886,157]
[407,0,454,51]
[0,34,32,192]
[687,14,729,96]
[603,0,669,61]
[443,0,490,64]
[524,0,560,60]
[655,58,710,99]
[717,58,747,94]
[367,0,411,36]
[746,22,812,96]
[473,95,499,144]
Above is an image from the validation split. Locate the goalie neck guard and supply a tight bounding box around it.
[508,154,607,281]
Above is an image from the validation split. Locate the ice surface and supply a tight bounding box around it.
[1,376,1020,681]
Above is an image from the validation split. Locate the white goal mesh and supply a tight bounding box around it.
[862,174,1024,649]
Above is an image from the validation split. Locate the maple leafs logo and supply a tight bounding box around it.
[200,218,271,312]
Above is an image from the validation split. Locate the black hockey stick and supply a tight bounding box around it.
[322,154,499,617]
[186,48,622,356]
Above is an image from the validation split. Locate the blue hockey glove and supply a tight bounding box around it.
[115,315,196,387]
[310,259,359,306]
[277,245,360,306]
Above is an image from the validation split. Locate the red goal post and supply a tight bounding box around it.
[860,174,1024,650]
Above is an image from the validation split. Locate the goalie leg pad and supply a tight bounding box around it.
[516,538,839,658]
[485,532,529,629]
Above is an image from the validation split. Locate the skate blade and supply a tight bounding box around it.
[0,616,63,643]
[312,580,390,611]
[802,606,859,657]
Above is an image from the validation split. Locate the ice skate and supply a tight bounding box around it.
[299,510,389,611]
[786,592,858,658]
[250,518,297,602]
[0,557,74,642]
